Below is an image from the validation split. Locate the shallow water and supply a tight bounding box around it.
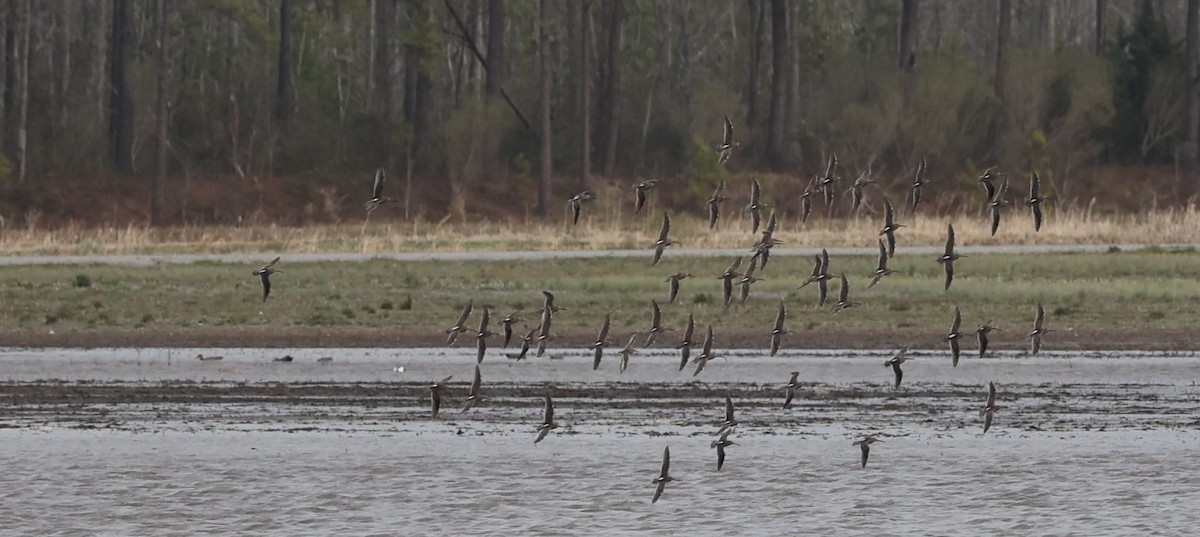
[2,348,1199,535]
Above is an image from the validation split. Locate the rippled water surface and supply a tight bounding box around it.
[2,347,1199,535]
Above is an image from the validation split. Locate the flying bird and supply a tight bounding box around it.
[591,314,613,371]
[507,327,538,361]
[461,365,482,413]
[852,435,881,468]
[665,272,692,304]
[987,177,1010,236]
[1028,303,1051,355]
[1026,171,1048,232]
[445,299,474,346]
[566,191,594,225]
[981,381,999,433]
[651,446,674,503]
[715,115,740,164]
[848,169,874,213]
[800,177,816,223]
[769,298,790,357]
[717,256,743,308]
[946,306,964,367]
[799,248,833,307]
[783,371,800,409]
[252,256,281,302]
[711,432,737,471]
[706,181,729,229]
[364,168,393,212]
[644,300,672,347]
[910,158,928,213]
[936,223,963,290]
[867,239,893,289]
[832,273,859,314]
[633,179,659,215]
[884,347,911,389]
[429,375,453,419]
[534,395,557,444]
[879,198,904,257]
[475,306,496,364]
[976,322,999,358]
[692,325,716,377]
[737,256,762,305]
[619,334,638,373]
[718,395,738,434]
[500,310,525,348]
[818,154,840,206]
[746,178,766,233]
[677,314,696,372]
[650,212,679,266]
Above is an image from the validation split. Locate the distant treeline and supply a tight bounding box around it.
[0,0,1197,224]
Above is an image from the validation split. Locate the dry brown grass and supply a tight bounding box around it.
[1,204,1198,255]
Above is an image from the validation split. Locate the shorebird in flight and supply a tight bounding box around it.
[987,177,1010,236]
[534,395,558,444]
[717,256,743,308]
[799,248,833,307]
[591,314,614,371]
[633,179,659,215]
[475,306,496,364]
[746,178,767,233]
[718,395,738,434]
[540,290,564,315]
[619,334,638,373]
[500,310,525,348]
[445,299,474,346]
[848,168,874,213]
[800,177,816,223]
[737,256,762,305]
[976,321,999,358]
[715,115,740,164]
[651,446,674,503]
[818,154,840,206]
[852,435,881,468]
[644,300,672,347]
[867,239,893,289]
[783,371,800,409]
[692,324,716,377]
[751,211,782,269]
[711,431,737,471]
[832,273,859,314]
[1028,303,1051,355]
[650,212,679,266]
[461,365,482,413]
[946,306,964,367]
[429,375,453,419]
[910,158,927,213]
[879,198,904,257]
[252,256,281,302]
[706,180,729,229]
[507,327,537,361]
[363,168,393,213]
[769,298,790,357]
[665,272,692,304]
[677,314,696,372]
[1026,171,1048,232]
[884,347,911,389]
[936,223,963,290]
[566,191,594,225]
[981,381,999,433]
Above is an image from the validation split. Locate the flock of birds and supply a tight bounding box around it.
[246,117,1056,503]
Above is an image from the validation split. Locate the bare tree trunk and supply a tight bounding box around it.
[374,0,394,119]
[995,0,1011,102]
[578,1,592,190]
[600,0,625,179]
[899,0,919,72]
[485,0,505,96]
[153,0,169,224]
[766,0,787,170]
[536,0,552,217]
[109,0,134,173]
[1095,0,1107,55]
[14,0,26,182]
[54,0,71,132]
[746,0,764,130]
[4,0,16,161]
[366,0,375,109]
[1183,0,1199,173]
[275,0,292,124]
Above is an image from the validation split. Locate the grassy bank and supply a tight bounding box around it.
[1,205,1200,256]
[0,248,1196,350]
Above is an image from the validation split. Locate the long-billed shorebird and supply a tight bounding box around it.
[651,446,674,503]
[849,168,874,213]
[252,256,281,302]
[746,178,766,233]
[832,273,859,314]
[981,381,999,433]
[567,191,594,225]
[711,431,737,471]
[665,272,692,304]
[818,154,840,206]
[936,223,963,290]
[651,212,679,266]
[1026,171,1047,232]
[500,310,525,348]
[475,306,496,364]
[706,180,729,229]
[718,395,738,434]
[591,314,614,371]
[799,248,833,307]
[852,435,882,468]
[715,115,740,164]
[692,324,716,377]
[867,239,893,289]
[644,300,672,347]
[445,299,474,346]
[677,314,696,372]
[619,334,638,373]
[534,395,557,444]
[737,256,762,305]
[947,306,964,367]
[783,371,800,409]
[910,158,928,213]
[363,168,393,213]
[717,256,743,308]
[987,177,1010,236]
[461,365,482,413]
[634,179,659,215]
[1028,303,1051,355]
[429,375,453,419]
[508,327,537,361]
[884,347,911,389]
[540,290,564,315]
[977,321,999,358]
[879,198,904,257]
[769,298,790,357]
[800,177,816,223]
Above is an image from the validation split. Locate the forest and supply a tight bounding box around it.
[0,0,1198,227]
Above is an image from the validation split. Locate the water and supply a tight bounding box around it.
[2,347,1199,535]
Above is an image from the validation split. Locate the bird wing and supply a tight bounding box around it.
[750,208,761,233]
[470,365,481,395]
[783,387,794,408]
[987,382,996,407]
[456,300,474,327]
[635,187,647,214]
[1035,303,1045,331]
[750,178,761,204]
[431,390,441,418]
[682,315,695,342]
[259,273,271,302]
[877,239,888,270]
[860,443,870,468]
[661,445,671,477]
[774,300,786,331]
[978,331,989,357]
[725,395,735,422]
[945,223,956,254]
[723,116,733,145]
[839,273,850,302]
[599,314,611,341]
[260,256,281,271]
[884,198,895,227]
[479,306,491,332]
[1030,171,1040,199]
[770,334,780,357]
[818,279,828,307]
[544,395,554,424]
[982,178,997,201]
[892,362,903,388]
[717,444,726,470]
[820,249,830,273]
[702,325,714,354]
[372,168,385,199]
[950,338,960,367]
[943,259,954,290]
[951,306,962,333]
[658,212,671,241]
[668,279,680,303]
[708,201,719,229]
[651,301,662,327]
[727,256,743,274]
[1033,202,1043,232]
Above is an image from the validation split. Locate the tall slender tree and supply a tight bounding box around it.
[899,0,919,72]
[599,0,625,178]
[536,0,552,216]
[1184,0,1199,173]
[14,0,26,182]
[1096,0,1107,55]
[746,0,765,131]
[766,0,788,169]
[485,0,505,97]
[275,0,292,124]
[152,0,170,224]
[578,1,592,189]
[109,0,134,173]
